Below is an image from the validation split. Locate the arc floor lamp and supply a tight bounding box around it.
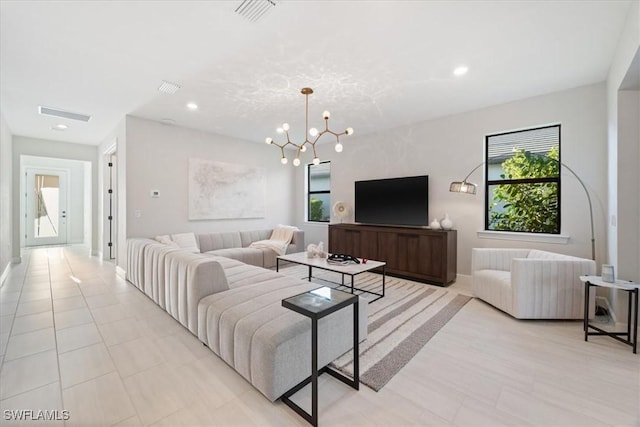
[450,162,596,260]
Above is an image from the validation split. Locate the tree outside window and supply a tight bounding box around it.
[486,125,561,234]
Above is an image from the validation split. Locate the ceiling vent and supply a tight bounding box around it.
[235,0,276,22]
[158,80,181,94]
[38,106,91,122]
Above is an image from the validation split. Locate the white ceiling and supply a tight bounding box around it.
[0,0,633,147]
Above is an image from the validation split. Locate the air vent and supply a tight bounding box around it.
[158,80,181,94]
[235,0,276,22]
[38,106,91,122]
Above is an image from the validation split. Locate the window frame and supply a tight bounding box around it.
[306,160,331,223]
[484,124,561,234]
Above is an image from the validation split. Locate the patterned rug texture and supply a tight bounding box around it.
[277,265,471,391]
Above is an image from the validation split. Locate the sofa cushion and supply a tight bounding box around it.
[472,269,513,315]
[527,249,584,261]
[171,232,200,253]
[197,270,368,402]
[240,230,271,248]
[198,232,242,252]
[204,248,264,268]
[154,234,178,247]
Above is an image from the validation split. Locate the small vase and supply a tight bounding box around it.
[430,218,441,229]
[440,214,453,230]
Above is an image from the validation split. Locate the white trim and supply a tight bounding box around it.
[0,262,11,286]
[116,265,126,279]
[477,230,570,244]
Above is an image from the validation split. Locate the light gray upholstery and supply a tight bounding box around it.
[472,248,596,319]
[197,259,368,402]
[125,236,369,403]
[126,238,156,288]
[197,228,304,268]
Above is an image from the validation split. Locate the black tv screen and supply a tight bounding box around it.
[355,175,429,226]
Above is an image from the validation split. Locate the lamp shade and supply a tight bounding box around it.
[449,180,477,194]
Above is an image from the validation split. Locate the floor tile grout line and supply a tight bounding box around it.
[0,250,31,381]
[64,246,145,425]
[47,247,69,427]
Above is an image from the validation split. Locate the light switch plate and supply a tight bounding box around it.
[150,190,160,198]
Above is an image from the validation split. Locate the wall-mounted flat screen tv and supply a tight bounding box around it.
[355,175,429,226]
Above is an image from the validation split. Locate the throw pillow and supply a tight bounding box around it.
[171,232,200,253]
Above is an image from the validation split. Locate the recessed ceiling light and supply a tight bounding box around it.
[453,66,469,76]
[51,124,68,131]
[186,102,198,110]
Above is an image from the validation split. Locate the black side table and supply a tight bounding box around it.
[580,275,639,353]
[281,286,359,427]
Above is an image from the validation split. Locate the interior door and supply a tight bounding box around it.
[25,168,68,246]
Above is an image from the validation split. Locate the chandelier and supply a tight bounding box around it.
[265,87,353,166]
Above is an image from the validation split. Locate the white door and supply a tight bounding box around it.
[25,168,68,246]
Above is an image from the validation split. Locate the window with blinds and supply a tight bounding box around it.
[485,124,561,233]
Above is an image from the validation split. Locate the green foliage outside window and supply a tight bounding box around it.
[489,147,559,233]
[309,198,325,222]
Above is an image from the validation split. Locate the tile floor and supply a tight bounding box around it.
[0,246,638,426]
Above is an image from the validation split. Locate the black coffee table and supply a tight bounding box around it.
[281,286,359,427]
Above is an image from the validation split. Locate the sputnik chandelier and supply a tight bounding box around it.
[265,87,353,166]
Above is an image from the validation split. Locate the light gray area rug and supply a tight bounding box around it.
[277,265,471,391]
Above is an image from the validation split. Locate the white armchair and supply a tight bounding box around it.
[472,248,596,319]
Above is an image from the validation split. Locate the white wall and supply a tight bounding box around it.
[606,0,639,321]
[98,118,126,269]
[617,90,640,282]
[11,137,99,259]
[296,83,608,275]
[0,113,13,283]
[124,116,296,239]
[20,155,88,246]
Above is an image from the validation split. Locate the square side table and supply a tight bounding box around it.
[281,286,359,426]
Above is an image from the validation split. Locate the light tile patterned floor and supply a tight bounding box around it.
[0,246,638,426]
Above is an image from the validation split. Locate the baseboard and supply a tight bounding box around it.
[116,265,126,279]
[455,273,472,286]
[92,249,102,258]
[12,256,22,264]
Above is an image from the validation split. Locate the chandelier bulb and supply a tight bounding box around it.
[313,157,320,165]
[265,137,273,144]
[322,111,330,120]
[293,158,301,167]
[335,143,343,153]
[309,127,318,137]
[282,123,290,131]
[277,127,283,134]
[300,145,307,152]
[345,127,354,135]
[281,157,288,165]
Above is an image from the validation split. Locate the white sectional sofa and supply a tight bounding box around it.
[472,248,596,319]
[126,227,369,402]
